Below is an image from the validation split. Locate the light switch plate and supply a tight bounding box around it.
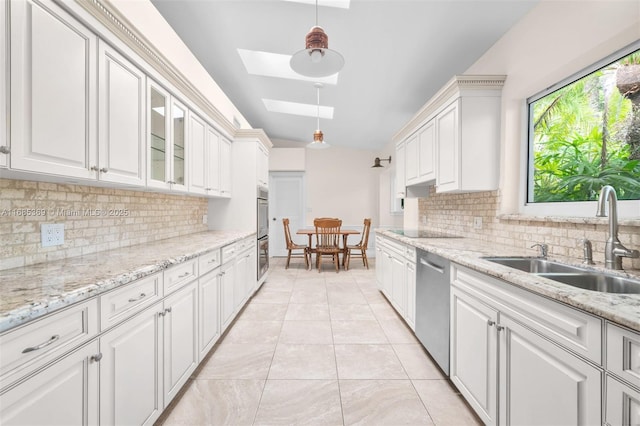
[41,223,64,247]
[473,217,483,230]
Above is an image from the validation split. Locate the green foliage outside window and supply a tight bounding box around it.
[529,49,640,202]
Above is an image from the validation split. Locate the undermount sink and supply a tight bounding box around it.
[482,256,640,294]
[536,273,640,294]
[482,257,586,274]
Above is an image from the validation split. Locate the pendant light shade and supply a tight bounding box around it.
[290,1,344,78]
[307,83,331,149]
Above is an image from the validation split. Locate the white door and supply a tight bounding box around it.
[269,172,305,257]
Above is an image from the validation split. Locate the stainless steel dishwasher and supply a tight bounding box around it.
[416,249,451,375]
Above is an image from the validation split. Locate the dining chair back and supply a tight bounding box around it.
[345,218,371,270]
[283,218,309,269]
[313,218,342,273]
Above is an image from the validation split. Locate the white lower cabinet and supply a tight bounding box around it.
[390,249,405,317]
[451,264,603,425]
[0,340,100,426]
[375,238,384,289]
[405,259,416,330]
[100,305,162,426]
[198,268,221,362]
[220,257,237,331]
[163,282,198,404]
[606,375,640,425]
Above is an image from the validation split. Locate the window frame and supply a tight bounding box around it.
[521,40,640,219]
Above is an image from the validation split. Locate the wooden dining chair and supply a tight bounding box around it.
[283,218,309,269]
[345,218,371,270]
[313,218,342,273]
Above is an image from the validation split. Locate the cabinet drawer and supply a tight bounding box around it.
[0,299,98,390]
[452,265,602,364]
[199,249,221,276]
[404,245,416,261]
[100,272,163,331]
[222,243,238,263]
[605,375,640,426]
[607,323,640,389]
[164,259,198,295]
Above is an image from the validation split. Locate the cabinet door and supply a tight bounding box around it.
[381,248,393,299]
[10,0,97,179]
[235,250,250,309]
[188,112,207,195]
[246,244,257,296]
[98,42,146,186]
[394,141,406,198]
[499,315,602,425]
[163,282,198,405]
[390,251,405,317]
[436,100,459,192]
[418,120,436,182]
[148,82,171,189]
[405,135,419,185]
[219,137,232,197]
[206,126,220,196]
[606,375,640,426]
[169,98,188,192]
[198,269,220,362]
[405,260,416,330]
[375,245,384,290]
[220,260,236,331]
[450,286,498,425]
[100,305,163,426]
[0,340,99,426]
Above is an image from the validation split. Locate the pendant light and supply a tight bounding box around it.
[290,0,344,78]
[307,83,330,149]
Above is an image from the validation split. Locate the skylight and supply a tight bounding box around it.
[281,0,350,9]
[237,49,339,85]
[263,99,334,119]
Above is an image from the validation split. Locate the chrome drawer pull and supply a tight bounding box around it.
[22,335,60,353]
[487,320,495,327]
[128,293,146,303]
[208,258,218,264]
[178,272,190,278]
[90,353,103,362]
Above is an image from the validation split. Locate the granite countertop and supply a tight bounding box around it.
[377,229,640,333]
[0,230,254,333]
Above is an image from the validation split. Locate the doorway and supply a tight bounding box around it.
[269,172,306,257]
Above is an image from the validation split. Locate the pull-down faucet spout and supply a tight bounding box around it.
[596,185,639,270]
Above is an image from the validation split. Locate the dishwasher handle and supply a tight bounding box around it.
[419,258,445,274]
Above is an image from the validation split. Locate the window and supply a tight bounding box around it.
[526,42,640,207]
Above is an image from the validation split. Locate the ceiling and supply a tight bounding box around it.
[150,0,538,151]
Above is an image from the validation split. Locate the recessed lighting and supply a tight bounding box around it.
[263,99,334,119]
[237,49,339,84]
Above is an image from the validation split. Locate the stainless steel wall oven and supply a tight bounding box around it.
[257,187,269,281]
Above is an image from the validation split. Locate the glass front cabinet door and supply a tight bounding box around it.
[147,80,188,191]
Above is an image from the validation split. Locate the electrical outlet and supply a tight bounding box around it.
[473,217,483,230]
[202,214,208,225]
[41,223,64,247]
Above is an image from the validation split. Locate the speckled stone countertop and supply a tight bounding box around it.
[0,230,254,333]
[377,229,640,333]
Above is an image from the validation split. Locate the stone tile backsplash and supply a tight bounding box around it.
[417,188,640,270]
[0,179,208,270]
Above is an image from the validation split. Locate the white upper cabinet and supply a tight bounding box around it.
[257,144,269,188]
[417,119,436,183]
[188,112,207,195]
[405,134,419,185]
[219,137,232,198]
[206,127,221,196]
[147,82,188,192]
[10,0,97,179]
[98,42,146,186]
[394,141,406,199]
[392,75,505,194]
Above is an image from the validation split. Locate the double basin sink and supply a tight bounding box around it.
[483,257,640,294]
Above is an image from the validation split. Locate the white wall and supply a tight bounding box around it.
[464,0,640,214]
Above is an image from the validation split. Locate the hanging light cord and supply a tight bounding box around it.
[316,85,320,129]
[315,0,318,27]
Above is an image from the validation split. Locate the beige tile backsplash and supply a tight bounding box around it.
[418,188,640,269]
[0,179,208,270]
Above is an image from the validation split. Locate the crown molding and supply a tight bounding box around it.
[74,0,239,138]
[392,75,507,144]
[234,129,274,149]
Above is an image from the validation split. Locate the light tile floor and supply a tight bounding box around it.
[158,257,482,426]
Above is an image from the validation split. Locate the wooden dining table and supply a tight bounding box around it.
[296,228,360,269]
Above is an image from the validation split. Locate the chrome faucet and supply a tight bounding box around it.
[531,243,548,259]
[596,185,639,270]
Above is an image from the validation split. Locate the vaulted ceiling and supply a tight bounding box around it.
[151,0,538,150]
